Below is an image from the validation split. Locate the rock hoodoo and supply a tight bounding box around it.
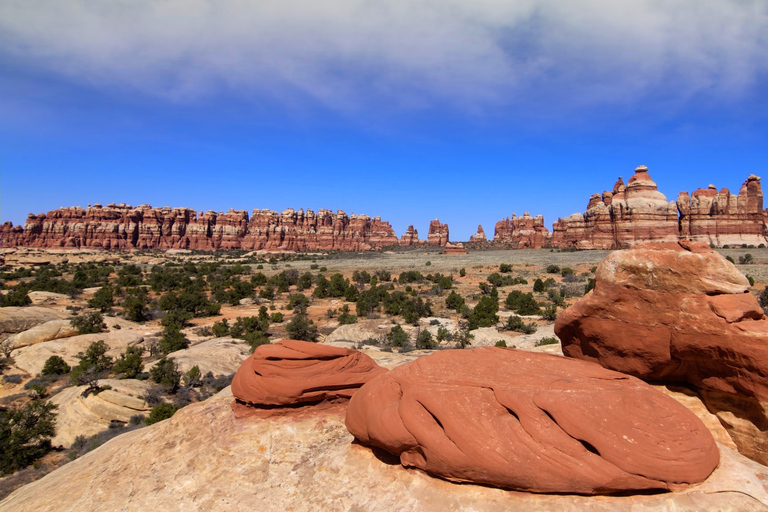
[1,204,401,251]
[231,339,386,406]
[555,241,768,464]
[427,219,449,246]
[550,167,767,248]
[493,212,550,248]
[399,225,421,246]
[469,225,486,242]
[345,347,719,494]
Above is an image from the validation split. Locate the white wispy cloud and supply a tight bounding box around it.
[0,0,766,114]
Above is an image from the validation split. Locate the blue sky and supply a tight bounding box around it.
[2,1,767,240]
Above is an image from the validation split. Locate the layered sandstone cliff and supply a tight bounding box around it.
[427,219,449,246]
[493,213,550,248]
[399,225,422,246]
[469,225,486,242]
[1,203,401,252]
[551,167,767,249]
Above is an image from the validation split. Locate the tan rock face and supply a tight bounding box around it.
[231,339,386,406]
[7,319,78,349]
[4,388,767,512]
[345,347,719,494]
[0,307,70,342]
[0,204,401,251]
[493,212,550,248]
[49,379,154,448]
[555,241,768,464]
[151,337,251,376]
[427,219,449,246]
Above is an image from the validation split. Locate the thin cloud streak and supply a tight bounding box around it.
[0,0,766,116]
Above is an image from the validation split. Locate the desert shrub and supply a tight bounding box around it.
[416,330,436,350]
[536,337,559,347]
[375,270,392,282]
[122,287,150,323]
[499,263,513,273]
[230,316,269,349]
[337,304,357,325]
[1,288,32,307]
[159,327,189,354]
[286,314,319,342]
[533,278,546,293]
[740,253,754,264]
[145,403,178,425]
[150,357,181,393]
[113,346,145,378]
[560,267,574,277]
[495,340,507,348]
[467,296,499,330]
[725,255,735,264]
[748,275,756,286]
[287,293,310,313]
[387,325,409,348]
[505,315,537,334]
[88,285,115,312]
[183,365,202,387]
[445,291,465,312]
[399,271,424,284]
[436,326,451,342]
[41,355,71,376]
[546,264,560,274]
[506,291,540,316]
[211,318,230,337]
[541,304,558,321]
[70,312,106,335]
[270,312,284,323]
[0,400,57,475]
[585,278,596,294]
[453,328,474,348]
[74,340,113,374]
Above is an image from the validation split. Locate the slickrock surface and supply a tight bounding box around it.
[494,212,550,248]
[49,379,153,448]
[0,306,70,341]
[552,167,767,248]
[6,319,78,349]
[3,387,767,512]
[12,331,145,375]
[345,347,719,494]
[555,241,768,463]
[427,219,449,246]
[146,337,250,376]
[1,203,400,251]
[231,339,386,406]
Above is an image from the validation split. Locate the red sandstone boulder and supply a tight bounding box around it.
[231,340,386,406]
[345,347,719,494]
[555,241,768,463]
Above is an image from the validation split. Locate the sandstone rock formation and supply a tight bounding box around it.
[555,241,768,464]
[494,212,550,248]
[231,339,386,406]
[0,306,70,342]
[5,387,766,512]
[1,203,400,251]
[147,337,251,376]
[469,225,486,242]
[345,347,719,494]
[677,175,766,246]
[12,331,145,375]
[49,378,154,448]
[399,225,421,246]
[427,219,449,246]
[551,167,767,249]
[442,242,466,254]
[6,319,78,350]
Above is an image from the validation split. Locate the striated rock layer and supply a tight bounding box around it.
[231,340,386,406]
[346,347,719,494]
[493,212,550,248]
[555,241,768,464]
[551,167,767,249]
[427,219,449,246]
[1,203,401,251]
[469,225,487,242]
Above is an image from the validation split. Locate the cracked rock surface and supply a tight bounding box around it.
[345,347,719,494]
